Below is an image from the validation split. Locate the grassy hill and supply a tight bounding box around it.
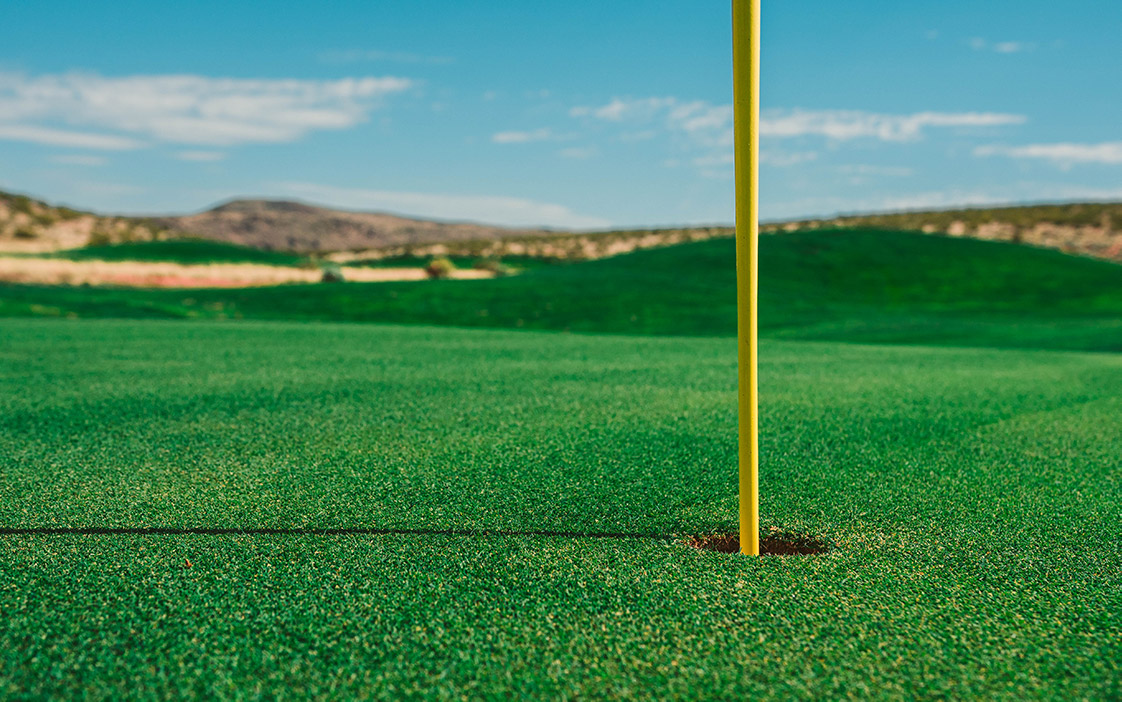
[2,229,1120,351]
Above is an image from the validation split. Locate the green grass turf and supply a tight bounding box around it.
[1,319,1119,698]
[2,230,1120,351]
[45,239,312,267]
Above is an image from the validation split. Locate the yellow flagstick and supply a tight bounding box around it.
[733,0,760,556]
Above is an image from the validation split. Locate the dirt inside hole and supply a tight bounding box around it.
[685,532,828,556]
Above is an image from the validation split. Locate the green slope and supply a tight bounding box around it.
[2,229,1120,350]
[1,319,1118,698]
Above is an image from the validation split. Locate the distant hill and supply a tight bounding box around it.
[150,199,550,252]
[0,191,172,253]
[2,188,1120,262]
[765,202,1122,261]
[0,191,550,253]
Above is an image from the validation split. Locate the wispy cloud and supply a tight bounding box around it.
[558,146,597,160]
[492,128,558,144]
[48,154,107,166]
[276,182,610,229]
[0,123,142,150]
[836,164,913,177]
[568,97,1025,177]
[969,38,1037,54]
[175,150,226,162]
[975,142,1122,167]
[570,97,732,172]
[761,151,818,167]
[574,98,1024,143]
[571,97,677,122]
[319,49,453,65]
[0,72,412,148]
[760,109,1026,141]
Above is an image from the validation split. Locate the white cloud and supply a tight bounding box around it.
[969,38,1037,54]
[48,154,107,166]
[568,97,1024,177]
[975,142,1122,167]
[761,151,819,167]
[692,153,734,168]
[836,164,913,177]
[175,150,226,162]
[620,130,658,142]
[559,146,597,160]
[574,98,1023,144]
[570,97,732,171]
[492,127,556,144]
[759,109,1026,141]
[0,71,412,148]
[0,123,142,150]
[570,97,675,122]
[276,182,611,229]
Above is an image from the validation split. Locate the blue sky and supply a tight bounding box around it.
[1,0,1120,228]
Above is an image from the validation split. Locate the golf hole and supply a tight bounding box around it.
[685,532,828,556]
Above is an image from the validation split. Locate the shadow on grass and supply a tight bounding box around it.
[1,527,830,556]
[0,526,659,539]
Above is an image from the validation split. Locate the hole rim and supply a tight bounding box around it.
[684,530,829,556]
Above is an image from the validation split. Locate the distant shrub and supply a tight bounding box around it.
[320,264,345,283]
[425,257,455,279]
[473,257,513,277]
[13,227,38,239]
[10,195,33,215]
[87,230,113,246]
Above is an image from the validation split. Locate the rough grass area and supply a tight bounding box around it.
[2,230,1120,351]
[50,239,312,267]
[1,319,1119,699]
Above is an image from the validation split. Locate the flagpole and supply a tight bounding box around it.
[733,0,760,556]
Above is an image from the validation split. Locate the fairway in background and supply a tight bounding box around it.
[2,229,1120,351]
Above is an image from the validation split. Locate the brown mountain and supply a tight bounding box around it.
[151,199,549,252]
[0,191,552,253]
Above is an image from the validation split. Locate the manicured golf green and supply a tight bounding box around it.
[1,319,1119,698]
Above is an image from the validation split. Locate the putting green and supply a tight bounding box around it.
[1,319,1118,698]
